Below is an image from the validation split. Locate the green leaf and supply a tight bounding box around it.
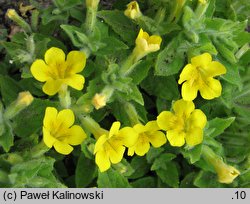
[205,117,235,138]
[128,156,150,179]
[97,168,131,188]
[194,171,225,187]
[97,10,137,45]
[0,75,23,106]
[129,59,152,85]
[155,37,188,76]
[113,159,135,177]
[181,144,202,164]
[13,99,58,138]
[75,153,97,187]
[131,177,156,188]
[0,122,14,152]
[141,71,180,101]
[60,24,83,47]
[180,172,197,188]
[95,37,129,55]
[155,161,179,187]
[151,153,176,171]
[146,147,165,163]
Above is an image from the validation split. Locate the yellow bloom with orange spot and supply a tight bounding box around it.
[43,107,86,155]
[157,99,207,147]
[133,29,162,62]
[31,47,86,96]
[178,53,226,101]
[124,1,142,20]
[128,121,167,156]
[94,121,138,172]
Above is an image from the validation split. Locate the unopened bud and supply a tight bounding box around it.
[92,93,107,110]
[17,91,34,106]
[86,0,100,10]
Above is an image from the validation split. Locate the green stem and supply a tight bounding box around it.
[120,52,137,75]
[85,7,97,34]
[235,43,250,59]
[79,115,108,140]
[123,102,140,126]
[58,85,71,109]
[31,10,39,31]
[167,0,187,23]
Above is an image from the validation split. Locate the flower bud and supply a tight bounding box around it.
[124,1,142,20]
[92,93,107,110]
[16,91,34,106]
[6,9,31,33]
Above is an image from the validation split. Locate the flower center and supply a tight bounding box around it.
[47,62,72,80]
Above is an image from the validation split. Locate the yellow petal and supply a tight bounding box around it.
[57,109,75,128]
[30,59,50,82]
[157,111,176,130]
[173,99,195,118]
[44,47,65,66]
[65,74,85,90]
[148,131,167,148]
[66,51,86,73]
[145,120,160,132]
[133,123,145,134]
[42,79,62,96]
[178,64,197,84]
[206,61,227,77]
[95,150,111,172]
[148,35,162,46]
[185,127,203,146]
[94,134,107,154]
[109,121,121,138]
[43,107,58,130]
[134,135,150,156]
[167,130,185,147]
[188,109,207,129]
[127,146,135,156]
[118,127,138,147]
[181,81,199,101]
[53,140,73,155]
[66,125,87,145]
[191,52,212,68]
[199,78,222,100]
[137,28,144,39]
[108,142,125,164]
[43,127,56,148]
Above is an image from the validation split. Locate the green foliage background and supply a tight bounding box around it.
[0,0,250,187]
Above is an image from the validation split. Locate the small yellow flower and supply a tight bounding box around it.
[124,1,142,20]
[133,29,162,62]
[6,9,17,19]
[214,160,240,184]
[16,91,33,106]
[157,99,207,147]
[128,121,167,156]
[94,121,138,172]
[178,53,226,101]
[31,47,86,96]
[43,107,87,155]
[92,93,107,110]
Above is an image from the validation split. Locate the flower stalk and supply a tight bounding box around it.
[80,115,108,140]
[58,85,71,108]
[202,145,240,184]
[85,0,100,34]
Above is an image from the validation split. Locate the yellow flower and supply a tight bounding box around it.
[157,99,207,147]
[16,91,33,106]
[94,121,138,172]
[43,107,87,155]
[133,29,162,62]
[178,53,226,101]
[31,47,86,96]
[124,1,142,20]
[214,160,240,184]
[128,121,167,156]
